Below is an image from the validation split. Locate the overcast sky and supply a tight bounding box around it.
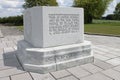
[0,0,120,17]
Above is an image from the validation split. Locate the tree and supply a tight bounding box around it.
[73,0,112,23]
[0,16,23,26]
[106,14,115,20]
[23,0,58,9]
[114,2,120,20]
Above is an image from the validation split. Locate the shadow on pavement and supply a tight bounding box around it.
[3,50,24,71]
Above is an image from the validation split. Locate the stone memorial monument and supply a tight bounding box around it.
[17,6,94,74]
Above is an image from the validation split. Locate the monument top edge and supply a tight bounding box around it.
[26,6,84,10]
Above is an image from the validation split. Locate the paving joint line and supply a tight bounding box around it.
[50,71,72,80]
[49,72,57,80]
[9,76,12,80]
[96,53,120,62]
[14,52,25,71]
[66,69,82,80]
[92,60,114,70]
[0,71,26,78]
[99,72,114,80]
[91,62,105,70]
[28,72,35,80]
[0,67,14,71]
[94,51,120,61]
[95,50,120,57]
[9,72,27,78]
[94,47,120,55]
[112,68,120,73]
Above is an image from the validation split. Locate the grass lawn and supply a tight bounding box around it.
[17,26,23,32]
[85,20,120,36]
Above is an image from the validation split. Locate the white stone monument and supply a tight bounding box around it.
[17,6,94,74]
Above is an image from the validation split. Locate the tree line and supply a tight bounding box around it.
[0,15,23,26]
[0,0,119,26]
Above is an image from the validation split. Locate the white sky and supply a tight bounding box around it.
[103,0,120,16]
[0,0,120,17]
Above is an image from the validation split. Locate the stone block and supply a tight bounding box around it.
[17,40,93,73]
[24,6,84,48]
[17,6,94,74]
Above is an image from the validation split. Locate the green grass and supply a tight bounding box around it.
[85,20,120,36]
[17,26,24,32]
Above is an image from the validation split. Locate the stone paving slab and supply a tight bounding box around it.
[58,76,78,80]
[93,59,114,70]
[67,66,91,79]
[0,34,120,80]
[80,73,113,80]
[102,69,120,80]
[51,70,71,79]
[0,29,3,38]
[81,63,103,73]
[94,46,120,56]
[93,49,107,55]
[94,54,110,61]
[0,59,19,70]
[0,77,10,80]
[11,73,33,80]
[106,58,120,66]
[0,68,25,78]
[30,72,55,80]
[113,65,120,72]
[104,54,117,58]
[85,34,120,48]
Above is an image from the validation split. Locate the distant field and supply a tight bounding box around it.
[85,20,120,36]
[17,19,120,36]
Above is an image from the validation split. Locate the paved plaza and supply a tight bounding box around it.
[0,26,120,80]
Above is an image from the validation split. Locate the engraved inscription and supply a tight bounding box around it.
[49,14,80,35]
[56,49,91,62]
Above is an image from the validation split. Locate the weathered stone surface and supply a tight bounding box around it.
[17,40,93,73]
[24,6,84,48]
[56,56,94,70]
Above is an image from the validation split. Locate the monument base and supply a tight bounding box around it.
[17,40,94,74]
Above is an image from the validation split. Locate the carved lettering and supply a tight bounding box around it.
[49,14,80,35]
